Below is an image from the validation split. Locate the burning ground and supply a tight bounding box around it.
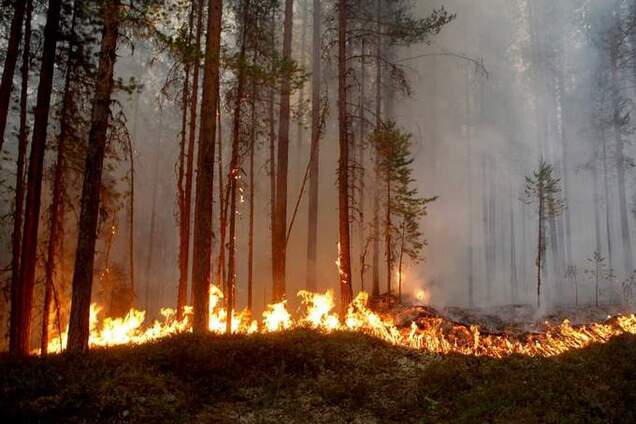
[2,329,636,423]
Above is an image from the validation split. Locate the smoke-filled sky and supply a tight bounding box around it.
[103,0,635,316]
[4,0,633,322]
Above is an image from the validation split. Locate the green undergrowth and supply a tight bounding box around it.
[1,329,635,423]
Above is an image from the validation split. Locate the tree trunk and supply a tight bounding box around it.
[357,28,366,294]
[127,131,135,296]
[464,63,474,307]
[216,94,226,296]
[337,0,353,316]
[306,0,321,292]
[43,0,77,355]
[385,171,392,294]
[0,0,27,151]
[601,129,613,270]
[66,0,121,353]
[191,0,223,333]
[398,223,405,304]
[272,0,294,302]
[179,0,205,316]
[10,0,31,354]
[177,2,194,317]
[371,0,382,298]
[225,0,251,332]
[247,63,257,313]
[537,188,544,309]
[268,9,277,298]
[10,0,63,357]
[295,0,308,170]
[144,143,160,311]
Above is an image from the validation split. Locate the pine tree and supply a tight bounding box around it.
[372,121,436,302]
[521,159,565,308]
[67,0,122,353]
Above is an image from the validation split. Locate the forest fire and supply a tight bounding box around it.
[42,286,636,358]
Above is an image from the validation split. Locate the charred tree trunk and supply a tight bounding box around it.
[272,0,294,302]
[0,0,27,150]
[10,0,31,351]
[192,0,223,333]
[10,0,63,357]
[306,0,321,292]
[337,0,353,316]
[66,0,121,353]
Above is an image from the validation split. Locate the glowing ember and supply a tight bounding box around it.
[42,285,636,358]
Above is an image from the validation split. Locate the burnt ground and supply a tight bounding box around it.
[372,293,635,335]
[1,329,636,423]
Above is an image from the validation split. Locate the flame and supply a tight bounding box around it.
[42,285,636,359]
[262,301,292,332]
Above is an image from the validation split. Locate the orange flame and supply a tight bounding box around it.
[42,285,636,358]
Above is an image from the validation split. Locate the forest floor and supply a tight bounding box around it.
[1,329,636,423]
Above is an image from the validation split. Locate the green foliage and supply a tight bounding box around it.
[585,251,615,285]
[372,121,436,264]
[383,5,456,46]
[521,159,566,218]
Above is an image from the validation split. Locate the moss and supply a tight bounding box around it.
[1,330,635,423]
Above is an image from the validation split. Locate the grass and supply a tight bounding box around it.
[1,329,635,423]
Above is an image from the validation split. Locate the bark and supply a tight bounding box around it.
[272,0,294,302]
[385,169,392,294]
[371,0,382,297]
[268,61,276,297]
[10,0,63,357]
[601,129,614,269]
[144,144,160,311]
[127,131,135,295]
[192,0,223,333]
[247,67,257,313]
[226,0,251,333]
[43,0,77,355]
[397,223,405,304]
[66,0,121,353]
[0,0,27,150]
[306,0,321,292]
[177,3,194,317]
[337,0,353,316]
[10,0,31,353]
[537,187,544,309]
[179,0,205,316]
[295,0,308,168]
[357,23,366,293]
[216,95,226,295]
[464,64,474,307]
